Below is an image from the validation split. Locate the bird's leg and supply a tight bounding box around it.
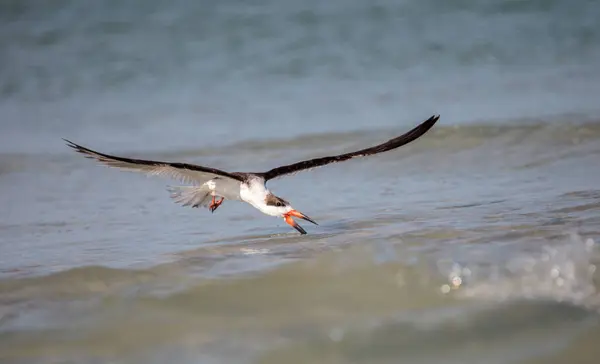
[209,197,224,213]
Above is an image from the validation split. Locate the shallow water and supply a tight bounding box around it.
[2,0,600,363]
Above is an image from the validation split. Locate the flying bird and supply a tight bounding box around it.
[64,115,439,234]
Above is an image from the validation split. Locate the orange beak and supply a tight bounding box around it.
[284,210,318,235]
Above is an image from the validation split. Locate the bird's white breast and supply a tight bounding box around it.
[240,178,268,203]
[240,178,279,216]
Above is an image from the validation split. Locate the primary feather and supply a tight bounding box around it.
[63,139,243,185]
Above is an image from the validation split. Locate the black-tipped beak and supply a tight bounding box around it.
[284,210,318,235]
[286,217,307,234]
[287,210,318,225]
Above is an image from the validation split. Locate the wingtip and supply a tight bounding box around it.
[422,114,441,130]
[63,138,78,149]
[63,139,93,157]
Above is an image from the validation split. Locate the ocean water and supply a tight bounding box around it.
[1,0,600,363]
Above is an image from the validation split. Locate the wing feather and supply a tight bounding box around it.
[261,115,439,180]
[64,139,243,185]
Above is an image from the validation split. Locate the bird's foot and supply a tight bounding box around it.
[209,197,224,213]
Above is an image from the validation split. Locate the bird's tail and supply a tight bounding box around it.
[167,185,213,208]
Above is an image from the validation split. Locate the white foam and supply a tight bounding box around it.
[439,234,599,309]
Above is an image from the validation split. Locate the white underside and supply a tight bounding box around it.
[168,176,290,217]
[239,177,283,216]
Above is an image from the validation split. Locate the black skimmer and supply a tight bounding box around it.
[64,115,439,234]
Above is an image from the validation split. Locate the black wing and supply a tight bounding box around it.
[64,139,245,183]
[261,115,439,181]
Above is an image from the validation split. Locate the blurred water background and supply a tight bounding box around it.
[1,0,600,363]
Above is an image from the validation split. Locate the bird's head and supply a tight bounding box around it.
[264,194,318,234]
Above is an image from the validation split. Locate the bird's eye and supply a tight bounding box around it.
[276,202,283,207]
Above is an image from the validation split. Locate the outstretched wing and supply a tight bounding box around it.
[261,115,439,181]
[64,139,244,185]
